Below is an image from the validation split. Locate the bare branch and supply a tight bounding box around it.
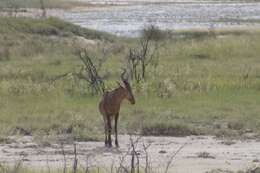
[84,154,92,173]
[46,153,51,173]
[126,25,162,83]
[61,142,67,173]
[164,142,188,173]
[143,143,152,173]
[73,143,78,173]
[50,72,71,83]
[77,50,105,94]
[40,0,46,18]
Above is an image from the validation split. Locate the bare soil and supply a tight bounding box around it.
[0,135,260,172]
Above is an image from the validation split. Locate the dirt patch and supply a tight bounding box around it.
[0,135,260,172]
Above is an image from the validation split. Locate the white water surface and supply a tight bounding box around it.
[62,1,260,36]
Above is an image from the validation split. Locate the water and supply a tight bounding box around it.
[62,1,260,37]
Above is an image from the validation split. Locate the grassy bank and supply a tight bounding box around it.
[0,0,91,9]
[0,16,260,142]
[1,0,260,10]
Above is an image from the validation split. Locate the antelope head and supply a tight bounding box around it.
[120,69,135,105]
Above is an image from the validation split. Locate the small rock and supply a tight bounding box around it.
[197,152,216,159]
[24,143,38,148]
[250,167,260,173]
[243,132,257,139]
[244,129,253,133]
[22,158,30,162]
[159,150,167,154]
[221,140,236,146]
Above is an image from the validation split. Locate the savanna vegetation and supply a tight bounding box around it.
[0,15,260,145]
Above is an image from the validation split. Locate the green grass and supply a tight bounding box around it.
[0,16,260,142]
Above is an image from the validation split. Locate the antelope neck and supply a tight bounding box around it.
[114,86,127,103]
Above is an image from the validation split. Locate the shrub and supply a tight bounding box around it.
[227,121,244,130]
[141,122,199,136]
[141,25,168,41]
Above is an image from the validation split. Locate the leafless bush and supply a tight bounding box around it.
[73,143,78,173]
[76,49,105,94]
[40,0,47,18]
[115,136,142,173]
[126,25,163,83]
[5,0,19,17]
[142,25,167,42]
[114,135,186,173]
[12,159,24,173]
[0,155,24,173]
[51,49,105,95]
[129,136,141,173]
[46,154,51,173]
[61,142,67,173]
[143,143,151,173]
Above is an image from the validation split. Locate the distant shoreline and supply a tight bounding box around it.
[75,0,260,5]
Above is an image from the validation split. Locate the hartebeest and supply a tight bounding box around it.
[99,70,135,147]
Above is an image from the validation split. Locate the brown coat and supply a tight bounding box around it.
[99,80,135,147]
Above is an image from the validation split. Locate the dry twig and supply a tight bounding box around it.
[164,142,188,173]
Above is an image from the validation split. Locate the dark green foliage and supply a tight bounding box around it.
[141,122,199,136]
[141,25,168,41]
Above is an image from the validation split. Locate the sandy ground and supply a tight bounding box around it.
[0,135,260,173]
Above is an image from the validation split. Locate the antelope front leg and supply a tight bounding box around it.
[103,116,108,147]
[115,113,119,147]
[107,115,112,147]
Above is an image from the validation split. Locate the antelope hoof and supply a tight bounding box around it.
[105,142,112,148]
[105,143,111,148]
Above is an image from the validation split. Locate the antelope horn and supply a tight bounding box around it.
[121,68,128,81]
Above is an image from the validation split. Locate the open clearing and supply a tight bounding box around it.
[0,135,260,172]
